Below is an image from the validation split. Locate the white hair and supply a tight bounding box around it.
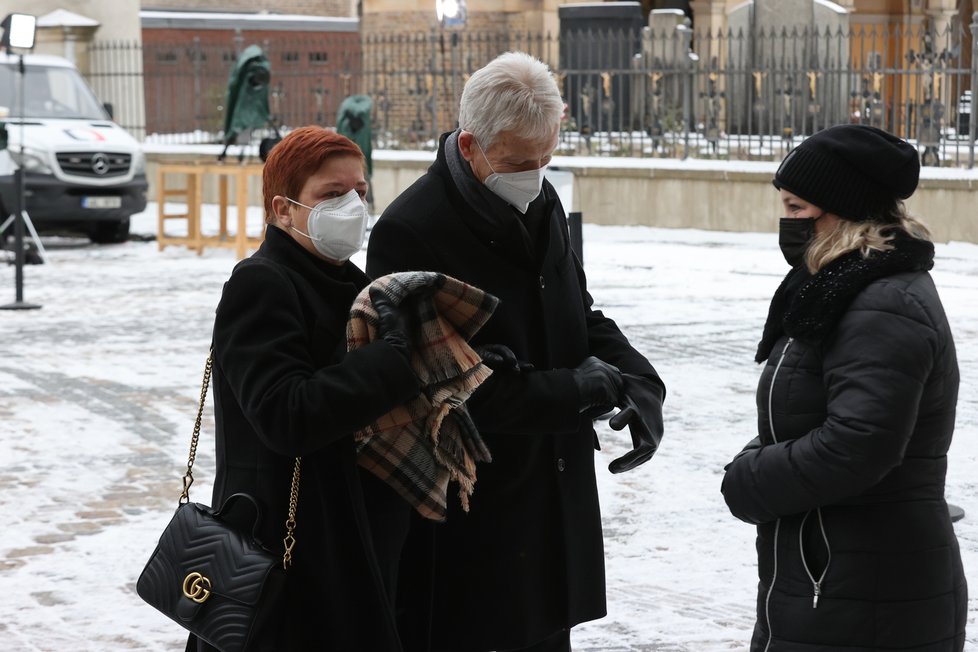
[458,51,564,149]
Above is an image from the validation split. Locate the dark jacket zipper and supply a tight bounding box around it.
[763,337,791,651]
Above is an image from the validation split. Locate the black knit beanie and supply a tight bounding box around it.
[773,124,920,221]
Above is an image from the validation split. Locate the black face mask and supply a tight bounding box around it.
[778,217,818,268]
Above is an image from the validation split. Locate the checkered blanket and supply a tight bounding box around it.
[347,272,499,521]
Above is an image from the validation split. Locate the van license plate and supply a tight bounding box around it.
[82,196,122,209]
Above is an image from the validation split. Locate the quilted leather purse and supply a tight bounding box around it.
[136,353,301,652]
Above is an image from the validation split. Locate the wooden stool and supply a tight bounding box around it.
[157,162,265,259]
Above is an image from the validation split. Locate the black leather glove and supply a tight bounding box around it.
[723,436,763,471]
[572,356,624,418]
[608,374,665,473]
[475,344,534,373]
[369,287,414,363]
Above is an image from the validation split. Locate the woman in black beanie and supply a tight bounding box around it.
[721,124,967,651]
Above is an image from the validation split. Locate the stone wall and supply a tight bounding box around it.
[144,150,978,244]
[364,155,978,244]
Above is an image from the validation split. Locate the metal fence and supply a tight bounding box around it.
[88,14,978,166]
[89,33,361,147]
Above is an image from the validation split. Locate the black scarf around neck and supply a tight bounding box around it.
[755,231,935,362]
[443,129,551,262]
[444,129,517,230]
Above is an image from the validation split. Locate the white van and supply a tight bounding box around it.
[0,53,147,243]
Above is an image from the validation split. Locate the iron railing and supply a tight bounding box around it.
[87,13,978,166]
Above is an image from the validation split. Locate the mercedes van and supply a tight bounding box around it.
[0,53,147,243]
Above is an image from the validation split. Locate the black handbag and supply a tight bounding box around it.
[136,353,301,652]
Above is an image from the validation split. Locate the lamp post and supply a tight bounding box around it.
[435,0,466,29]
[435,0,466,136]
[969,12,977,169]
[1,12,41,311]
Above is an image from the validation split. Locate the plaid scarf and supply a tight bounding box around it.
[347,271,499,521]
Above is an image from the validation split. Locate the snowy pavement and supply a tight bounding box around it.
[1,206,976,651]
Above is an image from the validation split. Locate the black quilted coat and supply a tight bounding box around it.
[188,226,420,651]
[722,232,967,651]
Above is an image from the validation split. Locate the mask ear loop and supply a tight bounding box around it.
[800,212,826,270]
[290,225,317,241]
[286,197,315,211]
[473,139,498,176]
[285,197,318,242]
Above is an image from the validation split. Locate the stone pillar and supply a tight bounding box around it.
[689,0,726,87]
[725,0,850,133]
[35,10,101,72]
[689,0,725,37]
[926,0,958,37]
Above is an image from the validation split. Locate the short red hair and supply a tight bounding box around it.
[262,126,365,222]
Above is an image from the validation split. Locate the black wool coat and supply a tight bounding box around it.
[722,234,967,651]
[190,225,420,651]
[366,135,662,651]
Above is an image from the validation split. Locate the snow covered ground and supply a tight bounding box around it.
[1,205,975,651]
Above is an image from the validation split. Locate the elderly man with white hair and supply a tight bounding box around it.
[367,51,666,652]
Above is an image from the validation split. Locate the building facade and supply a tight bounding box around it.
[6,0,971,159]
[143,1,355,18]
[140,11,360,140]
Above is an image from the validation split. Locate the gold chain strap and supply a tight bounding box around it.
[179,351,301,569]
[283,457,301,569]
[179,354,212,503]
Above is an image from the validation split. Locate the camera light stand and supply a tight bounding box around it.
[0,206,47,261]
[1,44,41,310]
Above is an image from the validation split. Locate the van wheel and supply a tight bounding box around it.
[90,218,130,244]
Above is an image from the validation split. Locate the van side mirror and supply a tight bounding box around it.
[103,102,114,120]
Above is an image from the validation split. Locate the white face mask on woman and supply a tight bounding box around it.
[287,189,368,262]
[477,142,546,214]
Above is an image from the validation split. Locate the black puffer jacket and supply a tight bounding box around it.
[722,232,967,651]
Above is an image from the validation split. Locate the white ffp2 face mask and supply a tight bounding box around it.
[477,142,546,214]
[288,189,368,262]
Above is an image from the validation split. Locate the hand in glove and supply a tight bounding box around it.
[723,436,763,471]
[572,356,624,418]
[607,374,665,473]
[475,344,535,373]
[370,287,415,363]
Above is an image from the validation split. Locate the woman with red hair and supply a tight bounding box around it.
[189,127,420,650]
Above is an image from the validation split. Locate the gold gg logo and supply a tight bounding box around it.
[182,572,212,604]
